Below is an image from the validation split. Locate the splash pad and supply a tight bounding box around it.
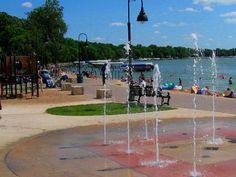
[6,117,236,177]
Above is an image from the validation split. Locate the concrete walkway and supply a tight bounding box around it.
[0,77,236,177]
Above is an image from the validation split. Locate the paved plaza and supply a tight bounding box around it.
[0,78,236,177]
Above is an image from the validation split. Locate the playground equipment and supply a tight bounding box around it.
[0,55,39,98]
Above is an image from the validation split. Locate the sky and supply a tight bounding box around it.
[1,0,236,49]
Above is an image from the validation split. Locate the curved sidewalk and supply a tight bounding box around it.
[0,78,236,176]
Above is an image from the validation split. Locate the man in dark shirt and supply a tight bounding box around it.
[101,62,107,85]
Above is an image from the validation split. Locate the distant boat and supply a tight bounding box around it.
[86,60,124,68]
[86,60,108,67]
[118,58,128,62]
[73,61,86,65]
[121,62,154,72]
[138,58,149,61]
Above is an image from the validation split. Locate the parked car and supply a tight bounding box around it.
[40,69,53,88]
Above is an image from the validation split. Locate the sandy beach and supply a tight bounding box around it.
[0,77,236,177]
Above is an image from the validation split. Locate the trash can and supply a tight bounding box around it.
[77,73,83,83]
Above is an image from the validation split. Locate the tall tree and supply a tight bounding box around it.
[0,12,31,55]
[27,0,67,64]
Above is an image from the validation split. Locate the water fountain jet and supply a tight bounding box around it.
[207,50,224,145]
[190,33,202,177]
[103,62,111,145]
[140,78,149,140]
[141,64,176,167]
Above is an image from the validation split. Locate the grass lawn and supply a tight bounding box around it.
[46,102,175,116]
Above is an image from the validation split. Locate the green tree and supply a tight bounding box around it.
[0,12,31,55]
[27,0,67,64]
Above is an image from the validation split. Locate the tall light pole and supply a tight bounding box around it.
[78,33,88,83]
[127,0,148,101]
[126,0,148,154]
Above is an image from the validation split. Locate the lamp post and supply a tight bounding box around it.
[77,33,88,83]
[127,0,148,101]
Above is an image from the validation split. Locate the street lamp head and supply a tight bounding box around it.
[79,33,89,47]
[137,7,148,23]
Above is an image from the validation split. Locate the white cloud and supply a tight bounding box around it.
[203,6,214,11]
[168,22,186,27]
[220,11,236,23]
[193,0,236,11]
[94,37,105,41]
[153,21,186,28]
[193,0,236,6]
[220,11,236,17]
[154,30,160,34]
[21,2,33,8]
[179,7,198,12]
[111,22,126,27]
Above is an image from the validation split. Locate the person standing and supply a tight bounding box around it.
[101,62,107,85]
[229,77,233,85]
[38,69,43,92]
[178,77,182,86]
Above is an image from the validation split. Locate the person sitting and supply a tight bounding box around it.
[60,72,69,81]
[139,76,146,95]
[54,72,68,88]
[139,72,145,83]
[223,88,234,98]
[91,71,97,79]
[82,71,90,78]
[201,86,212,95]
[191,85,201,94]
[82,71,97,79]
[121,76,127,82]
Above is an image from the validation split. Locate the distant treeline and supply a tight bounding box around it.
[1,0,236,65]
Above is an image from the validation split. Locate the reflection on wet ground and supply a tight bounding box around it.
[6,117,236,177]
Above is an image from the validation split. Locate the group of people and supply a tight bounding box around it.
[127,72,234,99]
[225,77,234,98]
[37,67,71,91]
[136,71,235,99]
[191,85,212,95]
[191,85,234,98]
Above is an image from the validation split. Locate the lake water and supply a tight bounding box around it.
[67,57,236,93]
[151,57,236,92]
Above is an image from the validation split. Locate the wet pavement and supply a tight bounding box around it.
[6,117,236,177]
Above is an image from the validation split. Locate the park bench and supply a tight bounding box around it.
[129,85,171,106]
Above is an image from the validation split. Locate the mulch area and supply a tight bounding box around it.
[1,88,91,106]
